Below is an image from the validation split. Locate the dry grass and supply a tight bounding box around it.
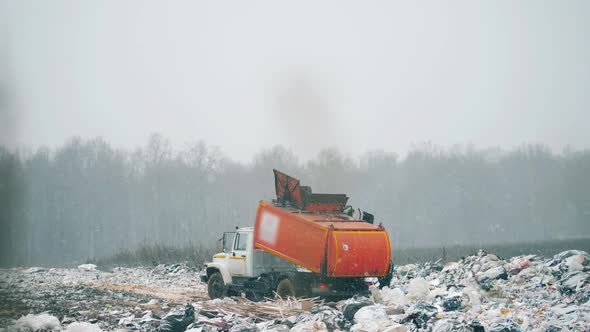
[201,297,321,322]
[91,242,215,268]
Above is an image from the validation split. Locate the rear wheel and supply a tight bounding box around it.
[276,278,296,298]
[208,272,226,299]
[378,260,394,289]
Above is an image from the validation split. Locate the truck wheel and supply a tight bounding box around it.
[276,278,296,298]
[208,272,226,299]
[378,260,394,289]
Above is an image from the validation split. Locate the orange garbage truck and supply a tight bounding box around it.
[201,170,393,300]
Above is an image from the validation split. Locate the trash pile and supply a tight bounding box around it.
[378,249,590,331]
[0,263,205,331]
[1,250,589,331]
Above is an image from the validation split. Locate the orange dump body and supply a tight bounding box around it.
[253,202,391,277]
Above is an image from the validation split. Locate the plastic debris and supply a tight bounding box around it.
[290,320,327,332]
[381,324,407,332]
[488,320,522,332]
[21,267,47,274]
[380,287,409,306]
[407,277,430,300]
[558,271,590,296]
[13,313,61,331]
[77,264,97,272]
[64,322,103,332]
[432,319,474,332]
[506,256,533,275]
[351,305,396,332]
[432,319,454,332]
[480,266,508,280]
[350,319,398,332]
[2,250,590,331]
[342,297,373,321]
[461,286,481,306]
[159,304,195,332]
[400,301,438,328]
[354,305,388,322]
[442,296,462,311]
[307,305,351,331]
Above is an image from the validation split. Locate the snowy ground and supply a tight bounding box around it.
[0,250,589,331]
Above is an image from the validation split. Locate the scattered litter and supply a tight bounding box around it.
[342,297,373,321]
[2,250,590,331]
[380,287,408,306]
[159,304,195,332]
[21,267,46,274]
[354,304,388,322]
[400,301,438,328]
[479,265,508,281]
[432,319,455,332]
[308,305,350,331]
[507,256,533,275]
[488,320,522,332]
[406,277,429,300]
[559,271,590,296]
[384,249,590,331]
[381,324,407,332]
[77,264,97,272]
[290,320,327,332]
[442,296,462,311]
[350,319,395,332]
[65,322,103,332]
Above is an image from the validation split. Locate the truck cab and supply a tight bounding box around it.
[210,228,253,279]
[201,227,299,299]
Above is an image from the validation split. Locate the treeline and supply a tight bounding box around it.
[1,134,589,266]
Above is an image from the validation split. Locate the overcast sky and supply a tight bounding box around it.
[1,1,589,161]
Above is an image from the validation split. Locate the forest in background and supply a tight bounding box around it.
[1,134,589,267]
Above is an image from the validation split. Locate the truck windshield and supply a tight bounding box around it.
[222,232,236,253]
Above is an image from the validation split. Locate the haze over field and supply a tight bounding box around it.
[1,137,589,266]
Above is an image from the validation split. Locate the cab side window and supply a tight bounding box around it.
[234,233,249,251]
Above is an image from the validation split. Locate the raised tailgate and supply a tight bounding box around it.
[328,230,391,277]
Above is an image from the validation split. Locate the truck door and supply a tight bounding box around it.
[229,232,249,276]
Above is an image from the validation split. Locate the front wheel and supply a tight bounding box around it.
[276,278,296,298]
[208,272,226,299]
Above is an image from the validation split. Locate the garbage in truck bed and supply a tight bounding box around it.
[253,170,391,278]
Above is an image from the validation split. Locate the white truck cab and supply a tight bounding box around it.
[202,227,297,299]
[206,227,256,283]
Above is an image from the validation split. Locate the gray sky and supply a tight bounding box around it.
[1,1,589,161]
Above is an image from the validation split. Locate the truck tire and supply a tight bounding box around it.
[208,272,226,299]
[378,260,394,289]
[276,278,296,298]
